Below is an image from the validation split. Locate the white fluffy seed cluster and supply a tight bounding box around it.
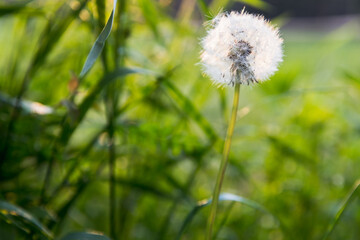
[200,11,283,87]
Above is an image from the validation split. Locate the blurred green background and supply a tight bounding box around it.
[0,0,360,239]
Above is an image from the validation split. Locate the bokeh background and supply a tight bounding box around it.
[0,0,360,239]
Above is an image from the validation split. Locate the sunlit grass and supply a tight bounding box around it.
[0,0,360,239]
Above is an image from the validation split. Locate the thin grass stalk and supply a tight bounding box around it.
[0,0,88,169]
[89,1,119,237]
[158,141,215,239]
[104,37,117,240]
[51,155,108,233]
[108,121,117,240]
[213,202,235,239]
[105,83,120,240]
[107,0,127,236]
[322,180,360,240]
[159,161,202,239]
[113,1,128,238]
[206,83,241,240]
[39,139,60,205]
[0,71,30,168]
[46,128,106,205]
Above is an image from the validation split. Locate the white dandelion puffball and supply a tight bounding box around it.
[200,11,283,87]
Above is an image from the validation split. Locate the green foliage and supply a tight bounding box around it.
[0,201,52,239]
[177,193,274,239]
[322,180,360,240]
[60,232,111,240]
[0,0,360,239]
[79,0,117,78]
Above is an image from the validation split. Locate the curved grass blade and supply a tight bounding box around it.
[213,202,235,239]
[322,180,360,240]
[0,201,53,239]
[236,0,271,10]
[0,92,53,115]
[344,70,360,91]
[79,0,118,78]
[176,193,271,240]
[60,232,111,240]
[0,0,33,17]
[161,80,218,142]
[31,0,89,76]
[0,0,89,162]
[113,177,175,200]
[196,0,211,20]
[60,67,156,144]
[138,0,160,38]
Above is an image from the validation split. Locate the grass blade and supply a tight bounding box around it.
[79,0,118,78]
[176,193,271,240]
[0,0,33,17]
[322,180,360,240]
[196,0,211,20]
[138,0,160,39]
[0,92,53,115]
[60,232,111,240]
[0,201,53,239]
[236,0,271,10]
[113,177,175,200]
[59,67,155,145]
[162,80,218,142]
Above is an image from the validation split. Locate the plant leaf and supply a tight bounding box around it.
[79,0,118,78]
[162,80,218,142]
[176,193,272,240]
[322,180,360,240]
[0,201,53,239]
[60,232,111,240]
[0,92,53,115]
[30,0,89,76]
[0,0,33,17]
[196,0,211,20]
[236,0,271,10]
[59,67,156,145]
[113,177,175,200]
[138,0,160,39]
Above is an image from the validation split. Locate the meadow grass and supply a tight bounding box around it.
[0,0,360,239]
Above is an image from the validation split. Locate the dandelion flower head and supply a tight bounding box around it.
[200,11,283,87]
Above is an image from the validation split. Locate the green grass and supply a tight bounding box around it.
[1,0,360,239]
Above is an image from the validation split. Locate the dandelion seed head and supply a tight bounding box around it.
[200,11,283,87]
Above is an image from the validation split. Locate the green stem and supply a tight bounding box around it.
[206,83,241,240]
[108,122,117,240]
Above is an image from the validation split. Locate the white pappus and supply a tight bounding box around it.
[200,11,283,87]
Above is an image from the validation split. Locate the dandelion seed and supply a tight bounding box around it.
[200,11,283,86]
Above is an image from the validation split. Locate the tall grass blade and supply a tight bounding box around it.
[138,0,160,39]
[113,177,175,200]
[79,0,118,78]
[95,0,106,27]
[344,71,360,90]
[60,232,111,240]
[30,0,89,77]
[60,67,155,144]
[0,92,53,115]
[0,0,33,17]
[236,0,271,10]
[322,180,360,240]
[162,80,218,142]
[196,0,211,20]
[0,0,89,165]
[176,193,271,240]
[0,201,53,239]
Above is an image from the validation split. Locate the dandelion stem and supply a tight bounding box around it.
[206,82,241,240]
